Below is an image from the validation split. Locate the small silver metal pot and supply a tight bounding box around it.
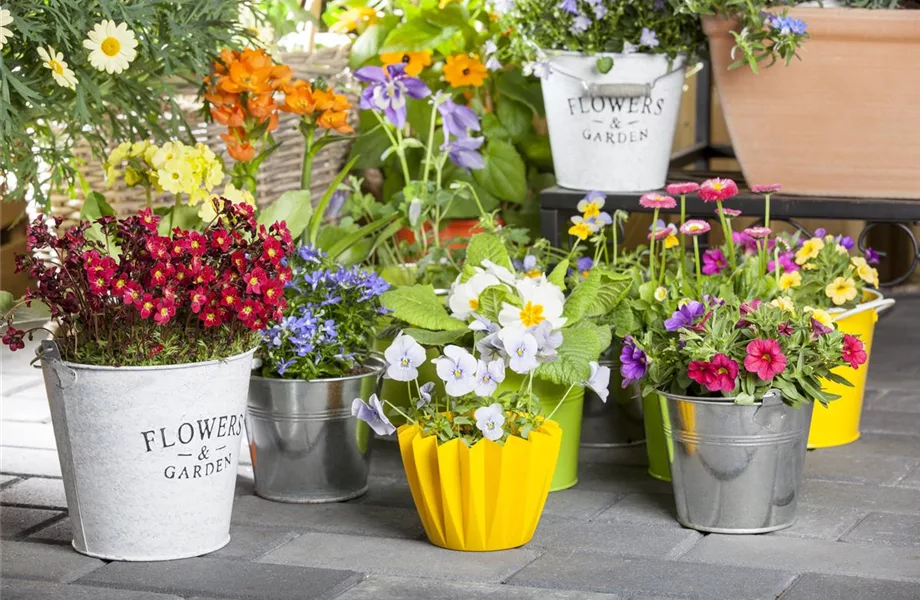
[660,389,813,534]
[580,351,645,448]
[247,356,385,503]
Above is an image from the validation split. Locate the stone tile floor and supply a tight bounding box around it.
[2,294,919,600]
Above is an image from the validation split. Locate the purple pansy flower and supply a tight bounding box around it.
[620,335,647,388]
[442,136,485,170]
[352,394,396,436]
[438,98,480,139]
[664,301,705,332]
[576,256,593,273]
[355,64,431,128]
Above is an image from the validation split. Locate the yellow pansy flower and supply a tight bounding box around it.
[330,7,378,33]
[663,233,679,249]
[568,222,591,240]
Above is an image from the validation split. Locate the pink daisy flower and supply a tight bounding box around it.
[720,208,742,218]
[666,182,700,196]
[743,338,787,381]
[639,193,677,210]
[699,178,739,202]
[680,219,711,236]
[744,226,772,239]
[752,184,782,193]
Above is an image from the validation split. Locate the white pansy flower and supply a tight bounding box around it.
[585,361,611,403]
[474,403,506,441]
[38,46,77,90]
[384,334,426,381]
[83,20,139,74]
[498,277,567,330]
[434,345,478,397]
[499,328,539,374]
[0,6,14,49]
[416,382,435,409]
[474,359,506,398]
[448,271,501,320]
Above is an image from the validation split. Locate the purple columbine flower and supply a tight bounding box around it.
[640,27,659,48]
[664,301,705,332]
[355,64,431,128]
[702,248,727,275]
[620,335,647,388]
[864,247,880,266]
[438,98,480,139]
[442,136,485,170]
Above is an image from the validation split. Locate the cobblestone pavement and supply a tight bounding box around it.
[2,295,920,600]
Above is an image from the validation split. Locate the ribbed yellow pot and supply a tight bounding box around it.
[809,290,895,449]
[396,419,562,552]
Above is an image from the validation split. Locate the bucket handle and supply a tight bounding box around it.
[833,297,896,321]
[38,340,78,389]
[549,61,689,98]
[752,388,783,428]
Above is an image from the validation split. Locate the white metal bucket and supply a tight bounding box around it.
[541,52,687,192]
[39,341,255,561]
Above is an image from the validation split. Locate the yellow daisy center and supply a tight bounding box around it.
[712,183,723,190]
[101,37,121,57]
[519,301,545,328]
[49,60,64,75]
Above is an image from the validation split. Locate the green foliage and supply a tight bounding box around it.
[381,284,467,331]
[1,0,251,206]
[536,321,611,387]
[473,139,527,204]
[258,190,313,240]
[464,232,514,275]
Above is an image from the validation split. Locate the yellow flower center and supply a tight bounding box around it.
[49,59,64,75]
[453,369,462,378]
[101,37,121,57]
[468,298,479,310]
[583,204,600,218]
[519,301,545,328]
[712,183,723,190]
[400,358,409,367]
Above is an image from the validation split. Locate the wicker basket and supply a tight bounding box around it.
[49,45,357,225]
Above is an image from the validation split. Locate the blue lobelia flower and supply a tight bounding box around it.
[355,64,431,128]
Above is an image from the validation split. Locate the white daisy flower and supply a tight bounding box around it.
[0,6,14,49]
[83,20,138,74]
[38,46,77,90]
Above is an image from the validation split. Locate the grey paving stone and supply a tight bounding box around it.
[579,445,649,467]
[353,476,414,509]
[841,512,920,548]
[235,466,255,497]
[867,390,920,413]
[833,432,920,459]
[800,479,920,515]
[332,575,622,600]
[860,410,920,437]
[231,495,425,539]
[0,447,62,477]
[803,449,918,485]
[540,487,623,520]
[0,540,105,583]
[508,551,796,599]
[769,504,865,541]
[79,557,363,600]
[0,580,182,600]
[1,476,68,508]
[1,506,64,538]
[531,517,700,559]
[0,395,52,422]
[779,573,920,600]
[0,474,18,486]
[210,526,302,561]
[681,534,920,582]
[259,532,539,584]
[0,420,56,449]
[1,374,45,395]
[594,492,679,527]
[366,442,408,479]
[28,515,73,543]
[897,463,920,490]
[576,463,673,495]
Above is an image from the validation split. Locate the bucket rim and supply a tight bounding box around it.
[655,389,802,407]
[545,49,686,64]
[828,287,883,315]
[45,346,257,372]
[251,354,386,385]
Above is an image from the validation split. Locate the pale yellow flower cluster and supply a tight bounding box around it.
[105,140,224,205]
[198,183,256,222]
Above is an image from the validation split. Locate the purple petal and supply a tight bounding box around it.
[385,104,406,128]
[402,77,432,99]
[355,66,387,83]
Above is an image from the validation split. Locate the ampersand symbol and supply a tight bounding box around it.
[198,446,210,461]
[610,118,622,130]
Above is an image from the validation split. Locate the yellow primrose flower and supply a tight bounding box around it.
[157,158,195,195]
[38,46,77,90]
[795,237,824,265]
[825,276,858,306]
[568,222,591,240]
[330,7,378,33]
[769,296,796,315]
[851,257,880,287]
[654,286,668,302]
[130,140,150,156]
[107,141,131,166]
[779,271,802,290]
[805,306,836,331]
[124,166,143,186]
[199,183,256,222]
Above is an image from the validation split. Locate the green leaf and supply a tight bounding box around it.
[473,139,527,204]
[402,327,469,346]
[517,133,554,172]
[536,322,608,387]
[349,24,389,70]
[612,306,641,337]
[497,70,546,117]
[587,271,633,317]
[0,291,15,318]
[465,232,513,274]
[480,113,510,141]
[80,191,115,220]
[547,260,568,289]
[477,285,516,323]
[325,213,400,261]
[422,3,469,28]
[309,155,359,245]
[406,98,435,142]
[496,98,531,143]
[823,371,855,388]
[258,190,313,239]
[348,112,393,169]
[381,284,467,331]
[380,18,457,53]
[563,270,601,322]
[596,56,614,74]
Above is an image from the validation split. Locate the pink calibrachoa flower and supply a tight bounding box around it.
[721,208,742,218]
[666,182,700,196]
[744,226,772,239]
[639,193,677,209]
[841,334,868,370]
[702,248,727,275]
[752,184,782,193]
[708,353,739,393]
[744,338,787,381]
[680,219,711,236]
[687,360,714,388]
[699,178,739,202]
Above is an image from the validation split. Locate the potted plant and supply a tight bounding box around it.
[694,0,920,198]
[247,244,390,502]
[769,227,895,447]
[495,0,704,192]
[633,296,867,533]
[379,231,614,490]
[355,330,598,551]
[1,201,292,560]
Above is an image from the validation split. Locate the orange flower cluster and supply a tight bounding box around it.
[206,48,353,163]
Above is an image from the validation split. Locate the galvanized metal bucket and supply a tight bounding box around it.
[247,356,385,503]
[660,389,813,534]
[39,341,254,561]
[581,354,645,448]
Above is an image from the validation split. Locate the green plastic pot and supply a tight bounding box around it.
[642,389,672,482]
[498,374,585,492]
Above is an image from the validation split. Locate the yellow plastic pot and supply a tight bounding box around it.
[396,419,562,552]
[808,290,895,449]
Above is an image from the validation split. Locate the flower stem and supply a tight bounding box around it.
[658,240,667,286]
[385,399,416,426]
[545,383,577,422]
[649,208,660,280]
[716,200,736,270]
[764,193,772,230]
[300,131,316,191]
[774,245,781,287]
[678,195,686,279]
[693,236,703,298]
[421,100,439,185]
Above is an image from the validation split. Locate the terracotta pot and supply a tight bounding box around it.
[703,9,920,199]
[396,219,492,250]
